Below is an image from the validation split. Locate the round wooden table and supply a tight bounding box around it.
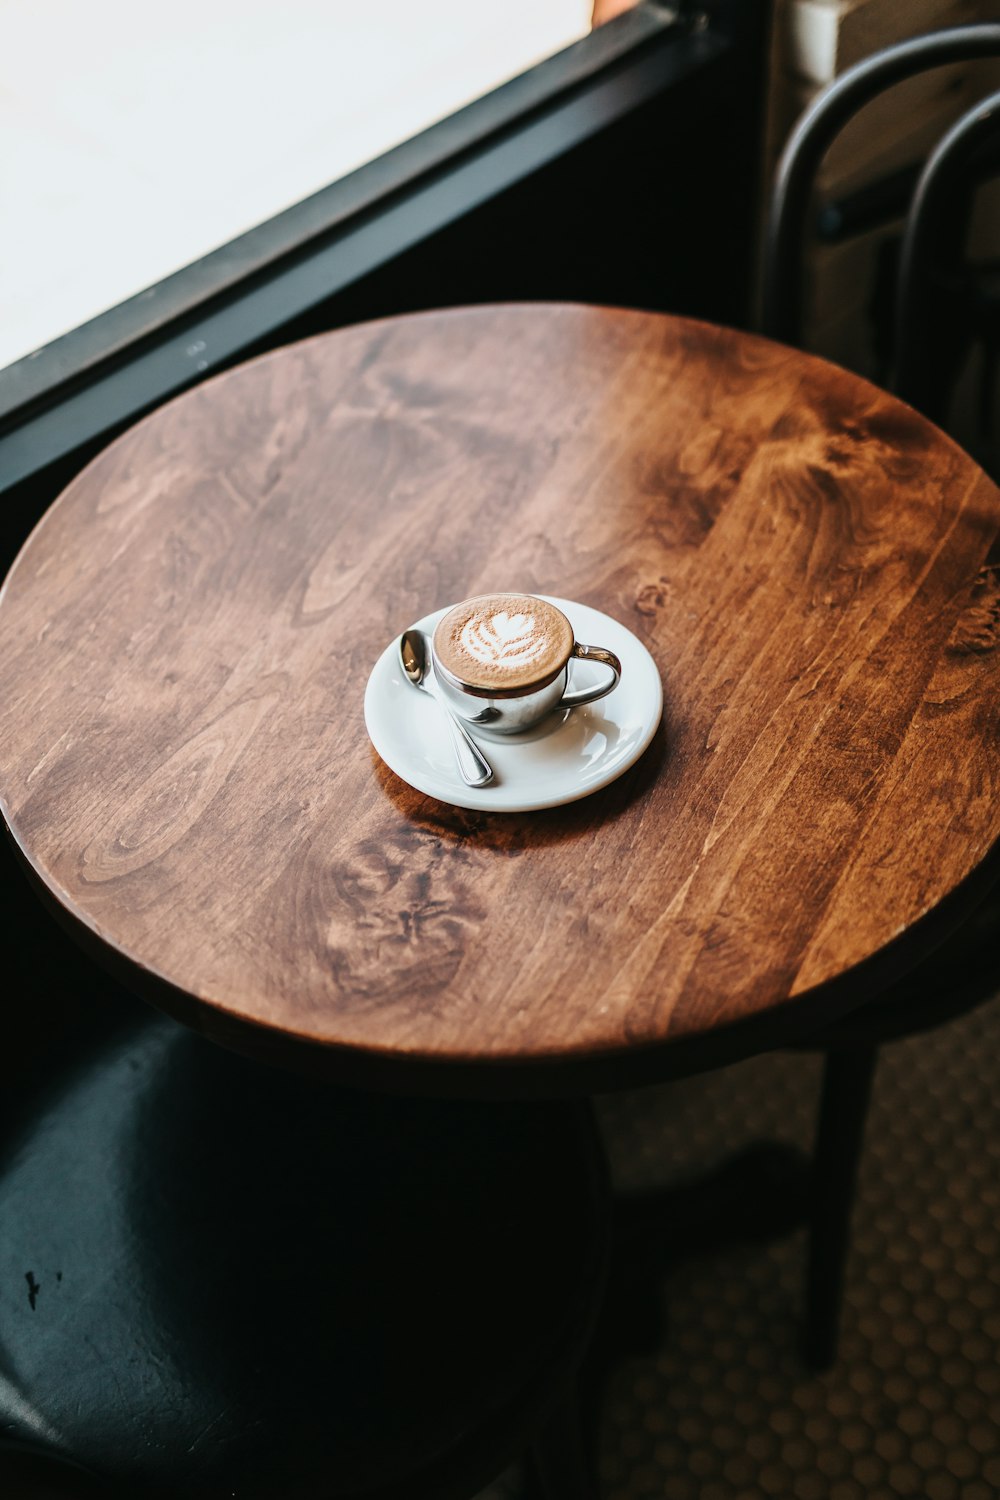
[2,304,999,1095]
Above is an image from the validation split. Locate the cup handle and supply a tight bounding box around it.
[560,643,621,709]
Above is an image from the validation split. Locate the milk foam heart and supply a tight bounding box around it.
[459,610,547,668]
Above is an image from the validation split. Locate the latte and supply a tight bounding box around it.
[433,593,574,693]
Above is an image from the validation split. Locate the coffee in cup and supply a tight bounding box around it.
[431,592,621,734]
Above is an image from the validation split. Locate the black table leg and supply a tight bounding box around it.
[802,1042,879,1370]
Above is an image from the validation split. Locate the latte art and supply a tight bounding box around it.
[459,610,546,668]
[433,592,575,693]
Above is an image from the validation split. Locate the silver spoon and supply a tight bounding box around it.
[399,629,494,787]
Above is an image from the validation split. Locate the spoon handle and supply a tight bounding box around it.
[442,706,494,787]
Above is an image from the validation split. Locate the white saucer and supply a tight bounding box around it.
[364,597,663,812]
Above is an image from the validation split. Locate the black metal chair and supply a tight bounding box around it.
[0,1004,610,1499]
[0,844,610,1500]
[763,23,1000,403]
[763,23,1000,1369]
[895,84,1000,444]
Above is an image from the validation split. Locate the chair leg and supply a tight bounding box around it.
[528,1387,597,1500]
[803,1042,878,1371]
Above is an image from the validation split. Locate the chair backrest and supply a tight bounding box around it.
[762,24,1000,401]
[895,85,1000,418]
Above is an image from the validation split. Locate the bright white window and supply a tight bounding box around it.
[1,1,591,370]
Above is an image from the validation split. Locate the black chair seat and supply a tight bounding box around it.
[0,1012,608,1499]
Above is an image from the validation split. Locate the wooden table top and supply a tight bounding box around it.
[2,305,999,1094]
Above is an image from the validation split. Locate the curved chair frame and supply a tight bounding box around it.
[896,86,1000,414]
[762,23,1000,352]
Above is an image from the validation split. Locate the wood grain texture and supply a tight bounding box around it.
[1,305,999,1091]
